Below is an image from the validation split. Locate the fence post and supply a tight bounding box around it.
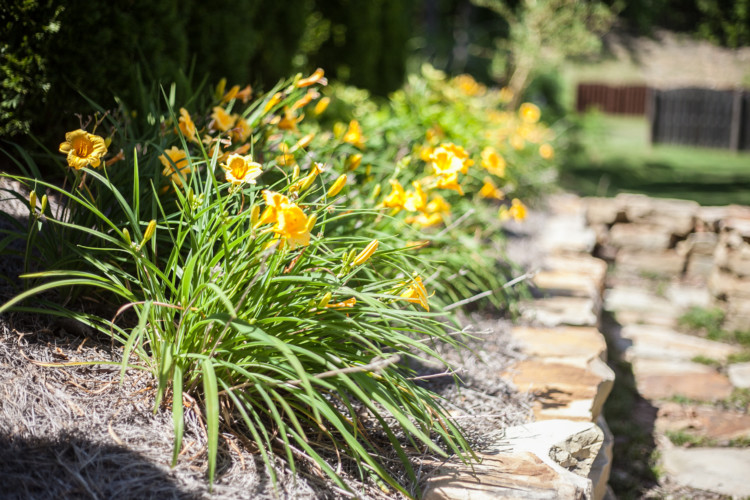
[730,89,743,151]
[646,87,657,146]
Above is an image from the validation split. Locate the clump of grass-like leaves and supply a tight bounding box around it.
[0,72,475,496]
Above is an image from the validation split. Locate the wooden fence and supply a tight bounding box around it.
[576,82,750,151]
[576,83,648,115]
[648,88,750,151]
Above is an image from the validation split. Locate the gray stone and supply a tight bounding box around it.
[604,287,673,315]
[660,447,750,498]
[728,362,750,389]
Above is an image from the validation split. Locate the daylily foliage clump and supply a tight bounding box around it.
[1,65,559,496]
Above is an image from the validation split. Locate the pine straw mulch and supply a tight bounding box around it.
[0,303,532,500]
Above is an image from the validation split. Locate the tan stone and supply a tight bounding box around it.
[520,296,599,328]
[685,253,715,280]
[614,249,685,275]
[422,450,589,500]
[721,216,750,239]
[728,362,750,389]
[631,358,734,401]
[509,326,607,364]
[532,269,602,299]
[541,214,597,255]
[696,205,732,232]
[503,359,613,422]
[616,193,698,236]
[548,193,588,216]
[590,417,613,500]
[543,254,608,288]
[585,197,621,225]
[609,223,672,251]
[616,324,739,362]
[708,268,750,299]
[656,402,750,441]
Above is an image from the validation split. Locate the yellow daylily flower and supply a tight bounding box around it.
[539,143,554,160]
[275,153,297,168]
[381,179,407,210]
[274,202,311,249]
[499,198,527,222]
[230,116,253,143]
[314,97,330,115]
[435,171,464,195]
[519,102,541,124]
[346,153,363,171]
[278,107,303,131]
[343,119,365,149]
[178,108,197,142]
[481,147,506,178]
[403,182,427,212]
[264,92,283,114]
[291,132,315,152]
[59,129,108,169]
[325,297,356,309]
[258,190,290,226]
[222,154,263,186]
[479,177,504,200]
[291,89,319,111]
[296,68,327,88]
[211,106,235,132]
[400,275,430,311]
[454,74,485,96]
[159,147,191,188]
[222,85,240,103]
[429,147,465,176]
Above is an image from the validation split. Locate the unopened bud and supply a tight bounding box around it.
[140,219,157,247]
[327,174,347,198]
[40,194,48,214]
[317,291,332,309]
[29,191,37,212]
[352,239,378,266]
[122,228,132,246]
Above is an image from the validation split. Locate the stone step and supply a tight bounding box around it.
[509,326,607,365]
[423,420,608,500]
[656,402,750,443]
[630,358,734,402]
[611,324,740,363]
[659,447,750,498]
[502,358,614,423]
[519,296,599,328]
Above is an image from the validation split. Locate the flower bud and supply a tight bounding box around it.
[352,239,378,266]
[306,214,317,232]
[40,194,48,214]
[327,174,347,197]
[250,204,260,226]
[346,153,362,171]
[122,228,132,246]
[314,97,330,116]
[317,291,332,309]
[28,191,37,212]
[140,219,157,247]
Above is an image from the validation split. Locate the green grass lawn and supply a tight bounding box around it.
[559,113,750,205]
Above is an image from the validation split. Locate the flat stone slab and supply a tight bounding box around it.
[503,359,614,422]
[615,193,698,236]
[509,326,607,365]
[660,447,750,498]
[543,254,607,289]
[609,223,673,251]
[656,402,750,442]
[520,296,599,328]
[603,287,682,326]
[423,420,604,500]
[540,214,597,255]
[664,283,711,309]
[532,269,602,299]
[728,362,750,389]
[631,358,734,401]
[615,324,740,363]
[614,249,685,276]
[585,197,621,226]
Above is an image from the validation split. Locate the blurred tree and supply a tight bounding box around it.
[472,0,614,106]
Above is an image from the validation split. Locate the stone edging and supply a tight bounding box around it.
[423,194,615,500]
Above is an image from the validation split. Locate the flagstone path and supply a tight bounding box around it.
[424,192,750,499]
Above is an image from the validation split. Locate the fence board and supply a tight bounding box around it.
[576,83,647,115]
